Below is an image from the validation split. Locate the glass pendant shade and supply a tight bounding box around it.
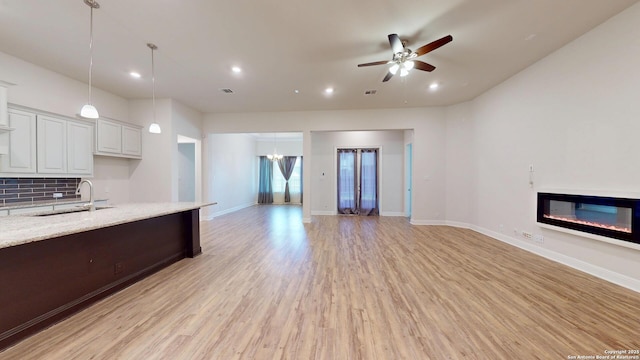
[80,104,99,119]
[404,60,414,71]
[389,63,400,75]
[149,122,161,134]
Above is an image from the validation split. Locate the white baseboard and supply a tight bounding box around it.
[410,219,447,226]
[311,210,336,216]
[201,202,255,220]
[444,220,472,229]
[380,211,406,217]
[430,221,640,294]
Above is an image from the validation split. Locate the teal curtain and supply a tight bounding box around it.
[258,156,273,204]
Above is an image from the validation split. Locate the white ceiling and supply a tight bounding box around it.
[0,0,637,114]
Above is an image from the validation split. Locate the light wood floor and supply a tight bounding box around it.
[2,205,639,359]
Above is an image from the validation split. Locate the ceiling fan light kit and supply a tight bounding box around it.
[358,33,452,82]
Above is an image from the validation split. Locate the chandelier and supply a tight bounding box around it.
[266,133,283,161]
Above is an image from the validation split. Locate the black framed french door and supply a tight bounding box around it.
[337,148,379,215]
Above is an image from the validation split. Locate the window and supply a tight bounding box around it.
[272,157,301,203]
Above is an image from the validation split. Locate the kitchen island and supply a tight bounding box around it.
[0,202,215,351]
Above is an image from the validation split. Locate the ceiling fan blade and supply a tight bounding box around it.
[388,33,404,54]
[357,60,390,67]
[382,71,394,82]
[415,35,453,56]
[413,60,436,72]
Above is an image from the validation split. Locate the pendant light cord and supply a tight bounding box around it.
[151,45,156,123]
[88,5,94,105]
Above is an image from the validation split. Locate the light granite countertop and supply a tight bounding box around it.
[0,198,109,211]
[0,202,216,250]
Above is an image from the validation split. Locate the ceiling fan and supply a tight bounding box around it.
[358,33,453,82]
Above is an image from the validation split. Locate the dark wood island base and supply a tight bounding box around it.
[0,209,201,351]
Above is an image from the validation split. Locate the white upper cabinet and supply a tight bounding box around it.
[37,115,67,174]
[0,108,36,173]
[96,118,122,154]
[67,120,94,175]
[0,107,93,177]
[122,125,142,157]
[0,82,14,154]
[95,118,142,159]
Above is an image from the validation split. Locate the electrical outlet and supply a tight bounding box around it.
[114,262,124,275]
[533,234,544,243]
[53,193,63,198]
[522,231,532,239]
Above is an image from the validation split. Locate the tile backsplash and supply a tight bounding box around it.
[0,178,81,207]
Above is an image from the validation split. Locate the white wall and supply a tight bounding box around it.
[310,130,404,215]
[0,52,129,121]
[128,99,173,202]
[445,2,640,288]
[444,102,475,225]
[171,101,203,202]
[256,138,302,156]
[128,98,203,203]
[203,133,257,218]
[92,156,131,204]
[203,107,446,223]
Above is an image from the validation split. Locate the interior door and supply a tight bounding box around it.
[405,143,412,218]
[337,148,378,215]
[337,149,357,214]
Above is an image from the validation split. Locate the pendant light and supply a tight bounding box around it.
[266,133,283,161]
[80,0,100,119]
[147,43,162,134]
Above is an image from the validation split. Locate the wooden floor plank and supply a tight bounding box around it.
[1,205,639,359]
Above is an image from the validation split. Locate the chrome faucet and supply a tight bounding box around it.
[76,179,96,211]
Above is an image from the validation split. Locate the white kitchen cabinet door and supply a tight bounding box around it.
[67,120,94,175]
[0,109,36,173]
[121,125,142,157]
[96,118,122,154]
[37,115,67,174]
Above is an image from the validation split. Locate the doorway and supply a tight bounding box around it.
[177,135,200,202]
[337,148,379,215]
[405,143,412,218]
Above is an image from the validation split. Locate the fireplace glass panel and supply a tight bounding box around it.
[545,200,632,233]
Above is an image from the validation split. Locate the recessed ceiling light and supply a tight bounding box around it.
[294,89,300,94]
[129,71,141,79]
[429,83,439,90]
[325,87,334,94]
[231,66,242,73]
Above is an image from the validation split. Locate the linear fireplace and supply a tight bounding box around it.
[537,192,640,245]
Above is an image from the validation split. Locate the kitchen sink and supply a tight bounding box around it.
[32,206,113,216]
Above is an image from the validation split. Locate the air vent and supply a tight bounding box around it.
[364,90,377,95]
[220,88,234,94]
